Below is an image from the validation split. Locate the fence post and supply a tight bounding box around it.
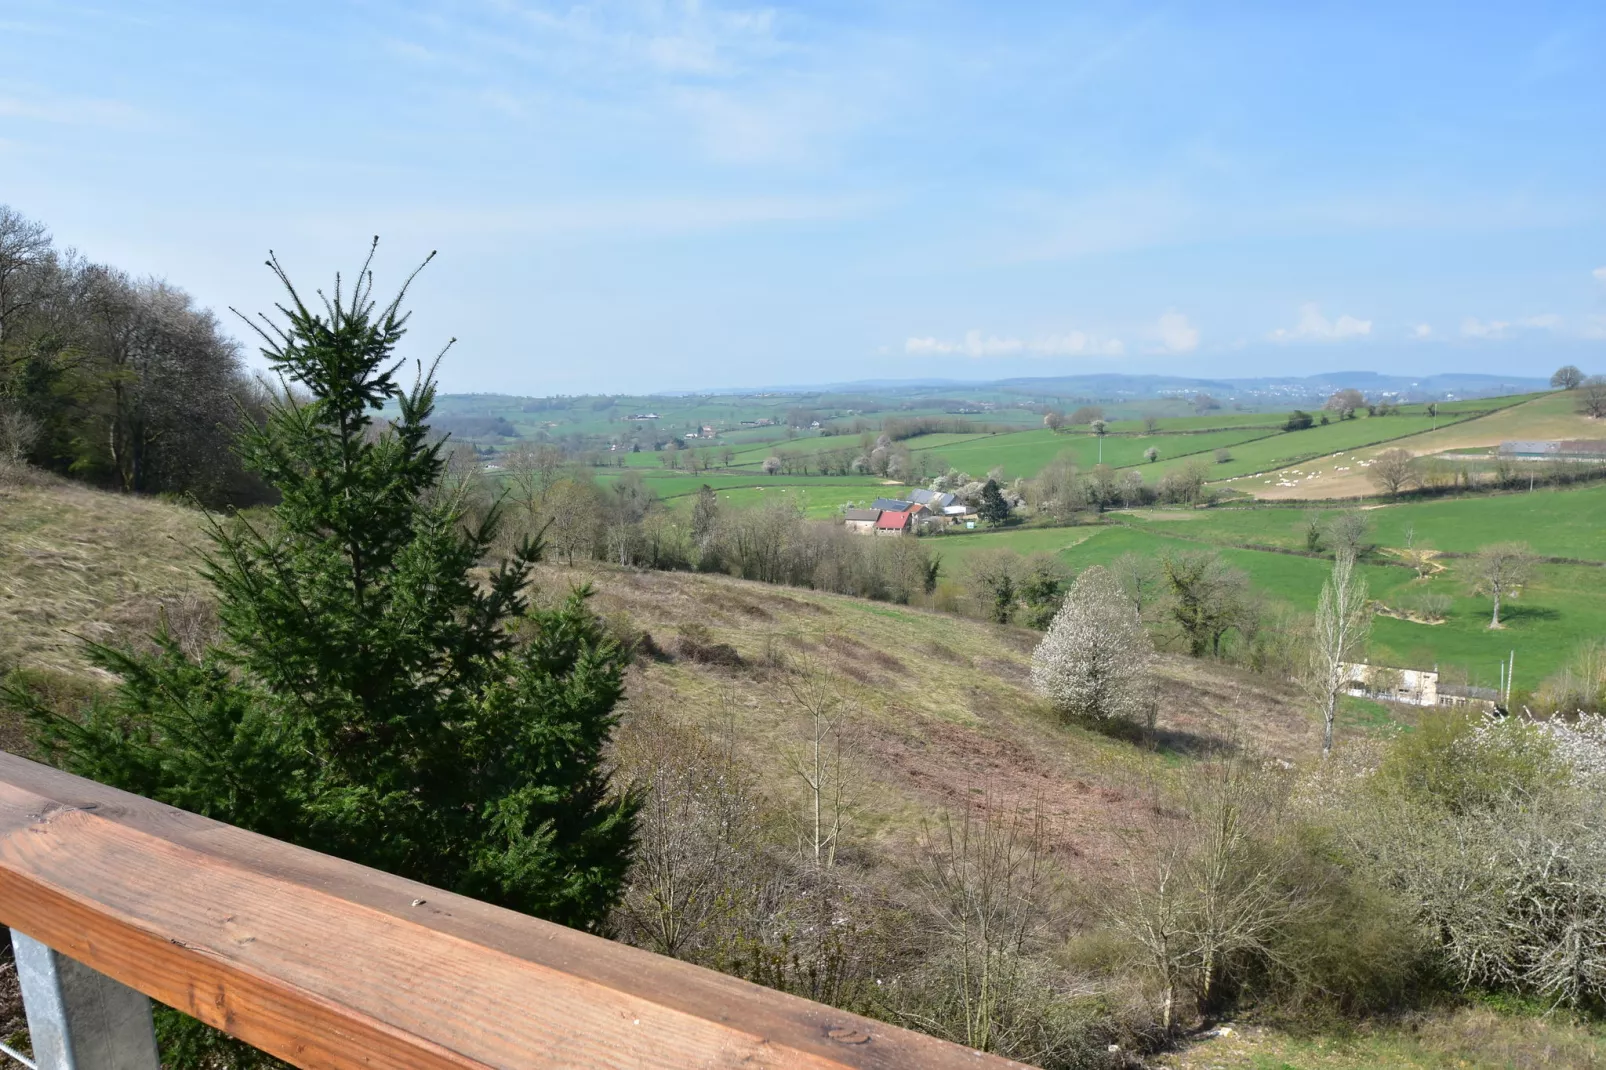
[10,931,160,1070]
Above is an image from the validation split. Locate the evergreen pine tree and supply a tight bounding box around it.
[978,478,1010,526]
[22,248,637,929]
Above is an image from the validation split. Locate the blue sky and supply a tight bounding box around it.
[3,1,1603,393]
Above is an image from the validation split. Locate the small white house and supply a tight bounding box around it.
[1341,662,1439,707]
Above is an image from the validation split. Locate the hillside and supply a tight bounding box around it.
[0,471,1321,874]
[7,471,1606,1069]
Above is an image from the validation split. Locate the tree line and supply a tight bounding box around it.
[0,205,269,504]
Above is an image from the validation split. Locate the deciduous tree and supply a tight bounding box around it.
[1030,566,1154,726]
[1303,550,1371,757]
[1551,365,1585,390]
[1368,447,1418,497]
[1471,541,1535,628]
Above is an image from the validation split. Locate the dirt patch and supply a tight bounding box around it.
[858,717,1146,870]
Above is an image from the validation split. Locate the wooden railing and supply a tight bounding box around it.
[0,751,1029,1070]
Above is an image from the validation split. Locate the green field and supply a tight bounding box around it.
[594,469,904,517]
[1122,482,1606,562]
[933,515,1604,687]
[903,426,1280,479]
[1140,413,1479,482]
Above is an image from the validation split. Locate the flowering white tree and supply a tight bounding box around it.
[1030,566,1154,726]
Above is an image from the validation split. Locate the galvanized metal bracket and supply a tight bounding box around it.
[10,930,159,1070]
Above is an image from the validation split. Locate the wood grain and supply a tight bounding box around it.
[0,752,1030,1070]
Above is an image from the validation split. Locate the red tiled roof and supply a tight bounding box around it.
[875,510,910,530]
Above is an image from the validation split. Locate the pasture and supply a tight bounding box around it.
[933,517,1604,687]
[1121,481,1606,562]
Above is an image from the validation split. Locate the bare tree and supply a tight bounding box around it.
[1113,757,1301,1031]
[1580,376,1606,420]
[1471,541,1535,629]
[1304,550,1371,758]
[613,705,761,959]
[894,804,1082,1063]
[1111,551,1163,623]
[0,205,54,361]
[1550,365,1585,390]
[1030,566,1155,727]
[1323,509,1371,559]
[784,663,857,869]
[0,402,39,465]
[1142,413,1160,433]
[541,476,603,565]
[1368,448,1418,497]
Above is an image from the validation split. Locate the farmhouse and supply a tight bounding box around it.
[874,509,911,535]
[1341,662,1501,713]
[1342,662,1438,707]
[843,507,880,533]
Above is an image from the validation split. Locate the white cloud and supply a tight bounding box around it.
[1461,317,1509,338]
[1593,266,1606,285]
[1268,303,1372,343]
[904,329,1123,358]
[1412,323,1433,338]
[1461,314,1564,339]
[1154,311,1199,353]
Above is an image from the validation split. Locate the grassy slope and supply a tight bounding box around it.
[4,472,1596,1068]
[0,472,208,680]
[0,472,1321,870]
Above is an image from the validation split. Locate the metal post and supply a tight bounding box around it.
[10,930,159,1070]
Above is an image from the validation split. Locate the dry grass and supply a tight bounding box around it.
[1154,1006,1606,1069]
[0,476,209,678]
[546,559,1323,875]
[2,474,1326,878]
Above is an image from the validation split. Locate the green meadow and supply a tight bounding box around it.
[1121,482,1606,562]
[932,514,1604,688]
[1140,412,1478,482]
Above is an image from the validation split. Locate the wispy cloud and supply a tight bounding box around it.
[1411,323,1433,338]
[1461,314,1564,339]
[0,91,148,129]
[904,329,1124,358]
[300,194,875,240]
[1593,266,1606,285]
[1268,303,1371,343]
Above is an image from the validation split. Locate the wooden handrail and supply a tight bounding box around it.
[0,752,1029,1069]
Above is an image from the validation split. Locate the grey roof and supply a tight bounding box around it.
[871,498,914,512]
[908,489,957,508]
[843,508,881,522]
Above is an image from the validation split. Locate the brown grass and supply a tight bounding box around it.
[0,478,209,679]
[3,475,1327,879]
